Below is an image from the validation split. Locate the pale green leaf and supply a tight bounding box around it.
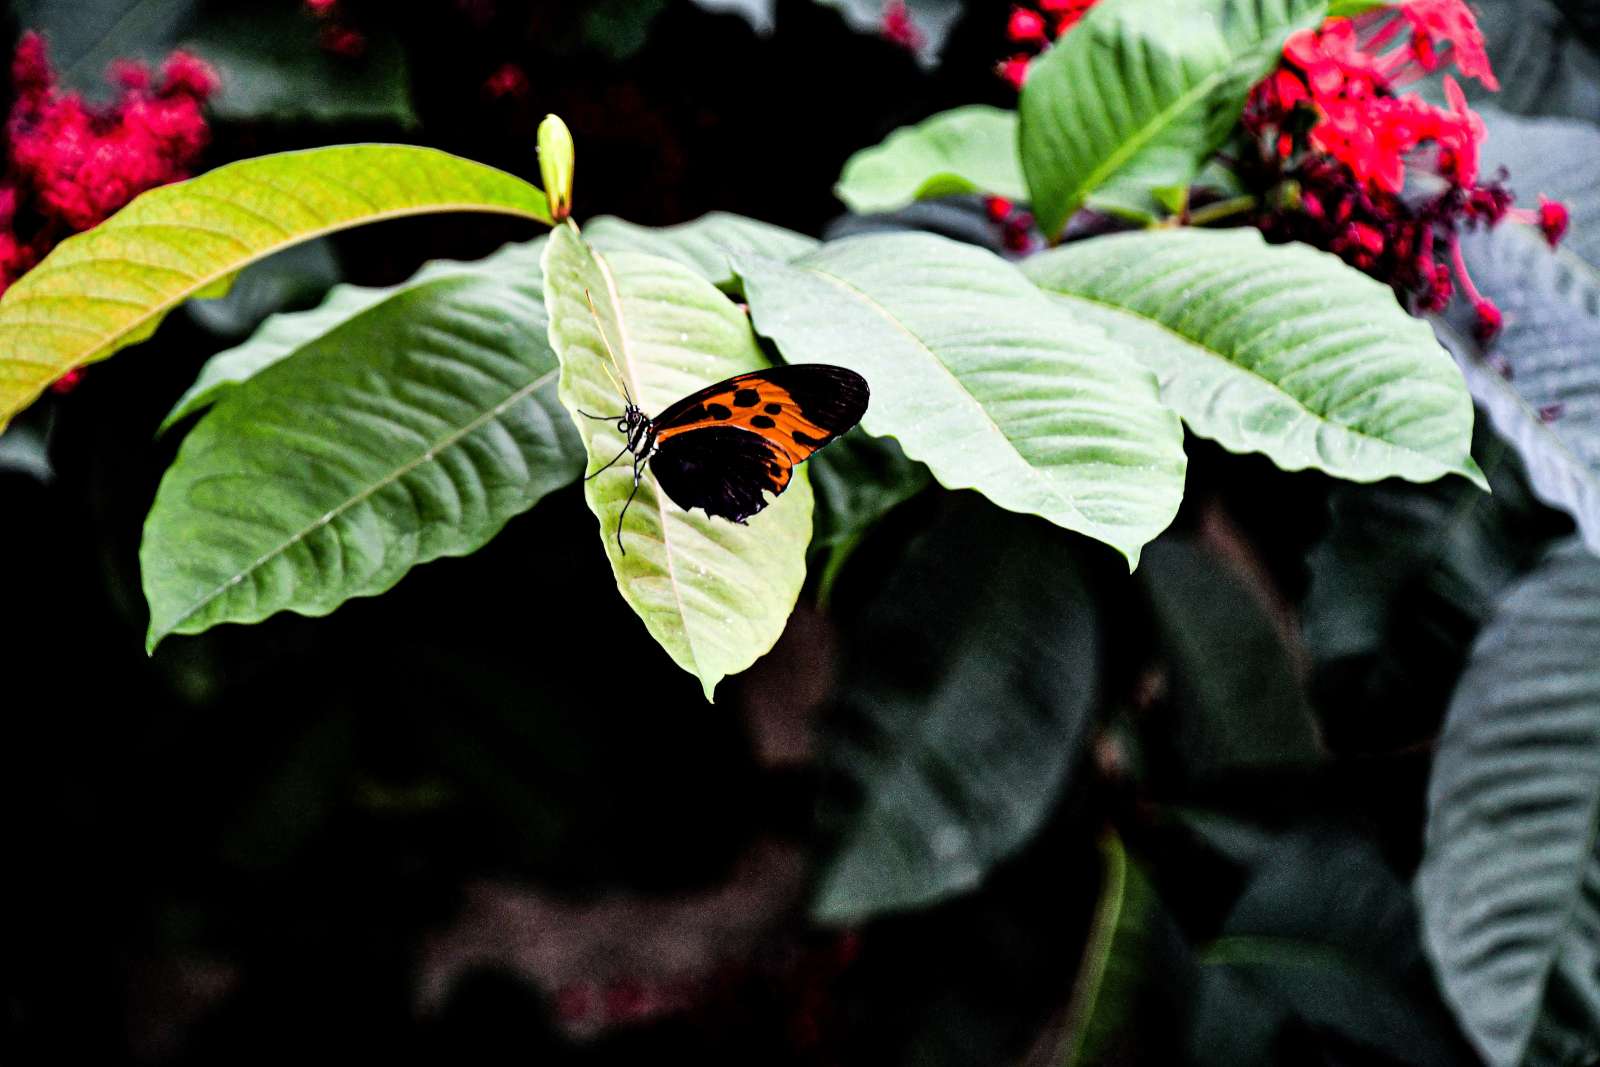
[585,212,819,290]
[1419,540,1600,1067]
[162,245,528,432]
[1026,228,1485,488]
[1018,0,1326,234]
[141,238,581,648]
[0,144,552,432]
[542,224,813,702]
[833,106,1026,215]
[738,232,1187,567]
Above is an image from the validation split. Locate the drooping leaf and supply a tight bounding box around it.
[541,224,813,702]
[585,212,819,291]
[813,0,963,68]
[1418,540,1600,1067]
[1018,0,1326,234]
[1026,228,1485,488]
[141,238,582,648]
[1063,834,1159,1066]
[738,232,1188,568]
[0,144,552,432]
[834,106,1027,215]
[1438,224,1600,554]
[162,244,527,432]
[1138,534,1323,781]
[812,497,1101,922]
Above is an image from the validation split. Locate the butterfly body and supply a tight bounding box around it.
[584,364,869,549]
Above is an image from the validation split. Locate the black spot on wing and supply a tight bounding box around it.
[750,415,776,429]
[707,403,733,420]
[653,364,869,433]
[765,403,783,415]
[792,430,823,448]
[649,426,791,523]
[733,388,761,407]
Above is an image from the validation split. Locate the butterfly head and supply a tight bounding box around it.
[619,403,655,458]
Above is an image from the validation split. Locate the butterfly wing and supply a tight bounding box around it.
[653,365,869,463]
[647,365,868,522]
[649,425,795,523]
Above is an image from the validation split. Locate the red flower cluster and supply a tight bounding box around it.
[998,0,1098,89]
[0,33,217,299]
[1242,2,1561,342]
[985,194,1041,253]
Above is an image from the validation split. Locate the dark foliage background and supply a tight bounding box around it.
[2,1,1598,1064]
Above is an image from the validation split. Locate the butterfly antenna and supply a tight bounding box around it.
[585,440,631,480]
[577,408,622,421]
[584,288,634,407]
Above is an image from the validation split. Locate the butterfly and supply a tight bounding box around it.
[578,306,869,554]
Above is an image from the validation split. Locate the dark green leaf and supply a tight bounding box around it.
[142,239,582,646]
[1418,540,1600,1067]
[1018,0,1326,234]
[812,498,1100,922]
[1140,535,1322,781]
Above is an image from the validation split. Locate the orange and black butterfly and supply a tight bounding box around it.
[580,362,869,553]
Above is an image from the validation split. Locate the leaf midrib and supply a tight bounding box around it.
[587,243,704,682]
[1064,51,1233,214]
[153,363,559,645]
[1048,287,1464,474]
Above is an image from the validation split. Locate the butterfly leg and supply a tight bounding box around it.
[584,440,632,480]
[615,453,646,556]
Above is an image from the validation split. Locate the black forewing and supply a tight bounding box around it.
[649,425,794,523]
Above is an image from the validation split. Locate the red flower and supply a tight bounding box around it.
[1400,0,1498,90]
[998,53,1031,90]
[1538,196,1570,248]
[0,33,216,298]
[1472,298,1503,343]
[1008,7,1047,43]
[994,1,1099,88]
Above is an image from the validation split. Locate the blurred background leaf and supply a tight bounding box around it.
[812,496,1102,922]
[1419,539,1600,1067]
